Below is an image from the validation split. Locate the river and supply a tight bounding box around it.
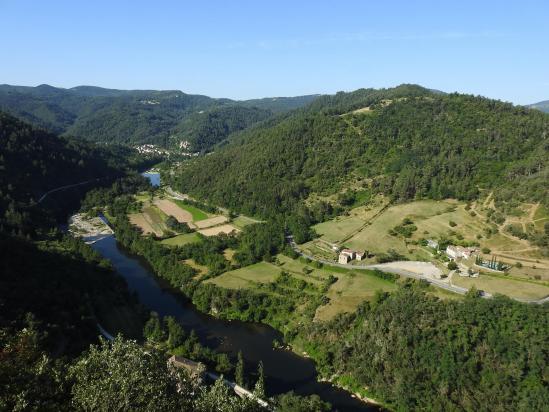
[91,235,378,411]
[141,171,160,187]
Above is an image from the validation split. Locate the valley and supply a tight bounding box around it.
[2,83,548,412]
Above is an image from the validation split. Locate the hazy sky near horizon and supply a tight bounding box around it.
[2,0,548,104]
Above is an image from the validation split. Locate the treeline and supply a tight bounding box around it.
[297,288,549,411]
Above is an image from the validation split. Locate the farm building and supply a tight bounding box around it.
[168,355,205,379]
[338,248,365,264]
[446,245,477,260]
[338,253,351,264]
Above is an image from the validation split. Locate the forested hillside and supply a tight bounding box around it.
[298,288,549,411]
[0,84,318,148]
[171,85,549,218]
[175,105,273,151]
[0,112,144,235]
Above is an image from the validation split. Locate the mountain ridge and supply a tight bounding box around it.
[0,84,319,148]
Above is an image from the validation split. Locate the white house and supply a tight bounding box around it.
[446,245,477,260]
[427,239,439,249]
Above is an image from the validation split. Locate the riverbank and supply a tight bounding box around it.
[68,213,113,244]
[89,234,379,411]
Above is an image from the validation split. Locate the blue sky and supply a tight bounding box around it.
[1,0,548,103]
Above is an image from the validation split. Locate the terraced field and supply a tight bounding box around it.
[206,254,397,321]
[172,199,210,221]
[161,232,201,246]
[452,273,549,301]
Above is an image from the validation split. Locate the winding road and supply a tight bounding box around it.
[287,236,549,304]
[36,178,104,203]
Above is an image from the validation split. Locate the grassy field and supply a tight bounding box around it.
[315,270,398,321]
[312,199,534,259]
[534,204,549,220]
[172,199,209,221]
[184,259,209,280]
[206,261,281,288]
[206,254,399,321]
[314,216,366,243]
[161,232,201,246]
[452,273,549,300]
[232,215,262,229]
[223,248,236,263]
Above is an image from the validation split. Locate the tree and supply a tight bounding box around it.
[215,353,232,375]
[235,351,245,386]
[143,312,166,343]
[276,392,331,412]
[447,261,458,270]
[254,361,265,399]
[69,337,191,411]
[165,316,185,349]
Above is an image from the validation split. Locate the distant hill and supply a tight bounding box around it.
[239,94,320,113]
[171,84,549,217]
[529,100,549,113]
[0,84,319,149]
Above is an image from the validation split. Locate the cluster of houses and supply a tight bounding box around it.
[338,248,366,264]
[427,239,477,260]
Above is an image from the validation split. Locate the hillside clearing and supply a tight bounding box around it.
[194,215,228,229]
[198,224,239,237]
[172,199,210,221]
[154,198,193,223]
[160,232,201,246]
[452,274,549,301]
[232,215,262,229]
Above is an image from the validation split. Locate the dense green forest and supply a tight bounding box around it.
[0,111,149,235]
[171,85,549,218]
[0,84,318,147]
[297,288,549,411]
[175,105,272,151]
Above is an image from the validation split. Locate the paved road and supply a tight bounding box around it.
[288,237,548,304]
[36,178,104,203]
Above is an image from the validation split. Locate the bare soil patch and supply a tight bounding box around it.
[129,213,162,236]
[198,224,239,237]
[154,199,192,223]
[194,215,228,229]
